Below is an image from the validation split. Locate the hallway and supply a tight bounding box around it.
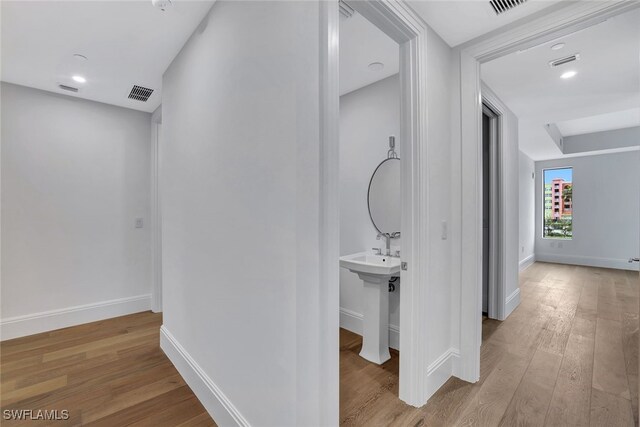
[340,262,639,426]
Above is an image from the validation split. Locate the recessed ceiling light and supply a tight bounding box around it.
[560,70,577,79]
[73,54,88,61]
[551,43,565,51]
[151,0,172,11]
[368,62,384,72]
[72,75,87,83]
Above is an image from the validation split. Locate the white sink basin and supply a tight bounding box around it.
[339,252,400,277]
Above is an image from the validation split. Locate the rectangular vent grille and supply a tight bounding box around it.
[489,0,528,15]
[59,84,79,93]
[549,53,580,67]
[339,0,354,19]
[128,85,154,102]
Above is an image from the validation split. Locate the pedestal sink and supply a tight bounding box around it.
[340,252,400,364]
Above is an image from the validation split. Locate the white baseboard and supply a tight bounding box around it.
[519,254,535,271]
[425,347,460,399]
[0,294,151,341]
[339,307,399,350]
[536,253,638,271]
[160,326,249,427]
[504,288,521,319]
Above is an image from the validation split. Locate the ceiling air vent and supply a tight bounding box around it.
[549,53,580,68]
[339,0,354,19]
[128,85,154,102]
[489,0,528,15]
[58,84,79,93]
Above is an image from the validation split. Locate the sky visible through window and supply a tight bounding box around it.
[544,168,572,184]
[543,167,573,239]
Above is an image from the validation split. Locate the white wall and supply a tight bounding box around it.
[424,25,454,396]
[0,82,152,339]
[519,150,535,270]
[535,151,640,270]
[160,2,327,426]
[339,75,401,347]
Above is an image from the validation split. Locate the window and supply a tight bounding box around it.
[543,167,572,239]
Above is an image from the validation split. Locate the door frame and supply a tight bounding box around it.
[481,100,502,320]
[319,0,432,409]
[150,107,162,313]
[456,0,640,383]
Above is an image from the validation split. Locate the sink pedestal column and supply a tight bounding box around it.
[356,272,391,365]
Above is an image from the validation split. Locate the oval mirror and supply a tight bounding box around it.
[367,158,400,235]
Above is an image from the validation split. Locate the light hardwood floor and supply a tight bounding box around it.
[0,312,216,426]
[1,262,637,426]
[340,262,639,426]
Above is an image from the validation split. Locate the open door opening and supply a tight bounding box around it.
[482,103,500,321]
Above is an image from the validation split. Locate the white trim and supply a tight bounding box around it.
[339,307,400,351]
[481,89,504,321]
[535,253,639,271]
[150,107,162,313]
[455,0,639,386]
[335,0,431,407]
[425,348,460,398]
[317,1,340,424]
[504,288,521,318]
[519,254,535,271]
[427,347,460,375]
[160,326,250,427]
[0,295,151,341]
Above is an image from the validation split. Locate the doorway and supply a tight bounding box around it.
[457,0,640,385]
[482,103,499,320]
[320,0,434,411]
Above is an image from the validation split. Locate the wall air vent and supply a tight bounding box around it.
[58,84,79,93]
[128,85,154,102]
[339,0,354,19]
[549,53,580,68]
[489,0,528,15]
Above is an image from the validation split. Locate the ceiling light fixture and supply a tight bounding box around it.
[551,43,565,50]
[368,62,384,72]
[151,0,172,11]
[72,75,87,83]
[560,70,577,79]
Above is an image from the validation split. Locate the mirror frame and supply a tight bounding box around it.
[367,157,401,236]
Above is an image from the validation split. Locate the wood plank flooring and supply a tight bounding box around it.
[0,312,216,426]
[340,262,640,426]
[1,262,637,426]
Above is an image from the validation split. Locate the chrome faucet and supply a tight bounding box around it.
[377,232,391,256]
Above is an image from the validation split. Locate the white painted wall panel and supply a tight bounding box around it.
[161,2,323,425]
[1,82,152,329]
[519,150,536,269]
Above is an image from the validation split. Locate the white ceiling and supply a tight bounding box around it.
[481,8,640,160]
[1,0,214,113]
[556,108,640,137]
[340,12,399,96]
[337,0,566,96]
[408,0,563,47]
